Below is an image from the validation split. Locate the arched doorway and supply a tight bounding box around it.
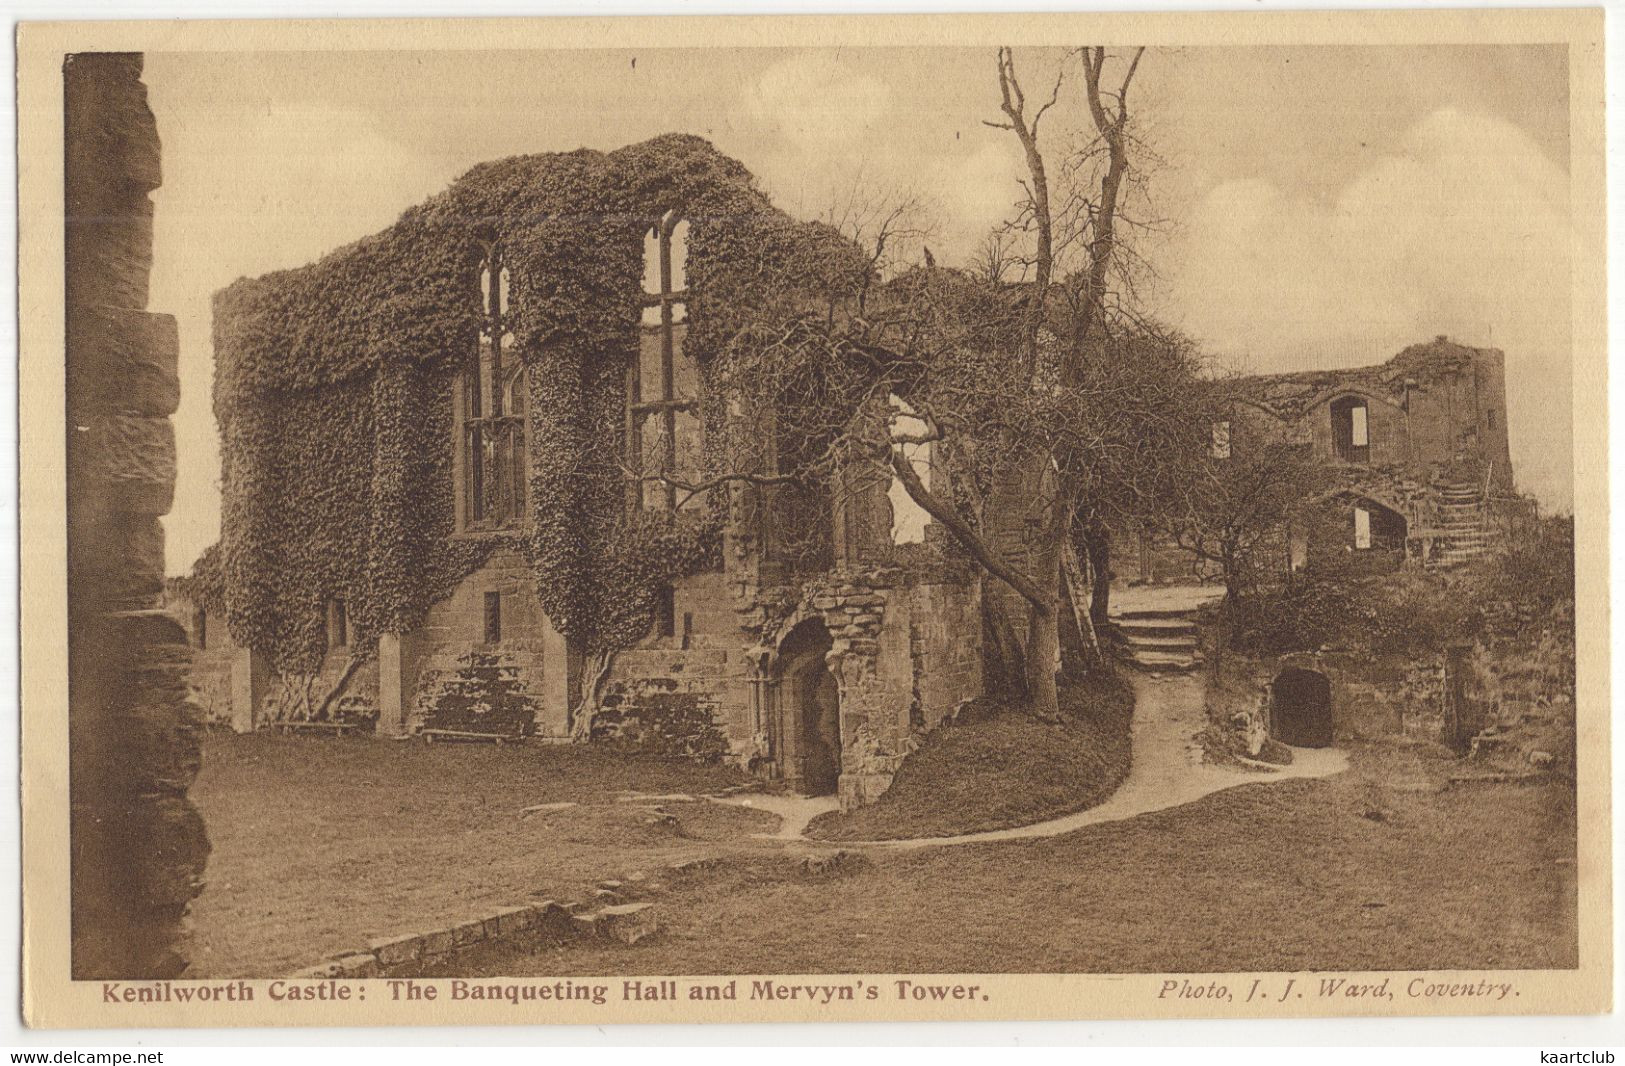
[1271,667,1333,748]
[775,619,842,796]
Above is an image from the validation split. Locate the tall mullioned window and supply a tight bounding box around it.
[629,211,703,512]
[459,241,528,530]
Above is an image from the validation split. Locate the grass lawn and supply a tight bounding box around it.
[468,742,1578,976]
[187,733,765,978]
[806,671,1134,841]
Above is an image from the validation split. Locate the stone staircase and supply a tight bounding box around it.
[1431,481,1492,569]
[1106,586,1221,673]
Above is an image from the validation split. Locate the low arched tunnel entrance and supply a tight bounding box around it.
[1271,667,1333,748]
[775,618,842,796]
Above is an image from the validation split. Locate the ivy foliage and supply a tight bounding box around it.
[212,135,872,673]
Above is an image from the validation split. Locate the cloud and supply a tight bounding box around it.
[147,81,466,574]
[742,51,893,150]
[1161,107,1573,510]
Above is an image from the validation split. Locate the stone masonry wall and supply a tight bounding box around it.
[906,581,983,732]
[1234,639,1564,755]
[593,570,750,760]
[165,591,237,728]
[406,546,560,736]
[66,52,210,978]
[789,567,982,808]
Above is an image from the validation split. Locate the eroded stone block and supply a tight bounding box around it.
[595,902,659,945]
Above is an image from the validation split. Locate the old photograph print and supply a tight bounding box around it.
[34,12,1606,1026]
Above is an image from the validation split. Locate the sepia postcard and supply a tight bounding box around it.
[17,8,1610,1029]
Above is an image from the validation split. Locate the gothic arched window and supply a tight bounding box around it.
[457,241,526,530]
[629,212,702,512]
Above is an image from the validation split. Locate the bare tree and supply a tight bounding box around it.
[971,228,1022,284]
[821,169,939,306]
[872,44,1156,717]
[640,46,1188,721]
[1172,439,1328,607]
[1170,429,1330,676]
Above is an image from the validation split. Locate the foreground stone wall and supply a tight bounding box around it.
[766,566,983,808]
[907,580,984,733]
[66,52,210,978]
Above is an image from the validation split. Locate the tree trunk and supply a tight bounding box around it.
[981,592,1026,694]
[1025,603,1061,719]
[1022,539,1063,720]
[1086,525,1112,623]
[1211,584,1236,683]
[1061,539,1104,676]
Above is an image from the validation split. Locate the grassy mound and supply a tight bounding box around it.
[805,671,1134,842]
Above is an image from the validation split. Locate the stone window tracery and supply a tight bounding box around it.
[629,211,703,512]
[457,241,527,530]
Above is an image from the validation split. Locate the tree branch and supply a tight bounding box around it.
[887,445,1051,613]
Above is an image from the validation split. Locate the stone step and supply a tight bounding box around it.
[1112,619,1199,638]
[1132,647,1202,663]
[1122,634,1199,651]
[1110,607,1203,621]
[1125,652,1202,673]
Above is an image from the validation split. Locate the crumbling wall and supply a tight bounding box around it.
[1222,628,1572,764]
[66,52,210,978]
[778,565,982,808]
[906,581,983,732]
[589,677,731,759]
[1462,623,1576,775]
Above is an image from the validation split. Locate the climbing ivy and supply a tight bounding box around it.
[210,135,872,674]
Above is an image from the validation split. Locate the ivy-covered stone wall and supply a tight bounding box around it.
[407,546,560,737]
[210,134,870,699]
[205,133,993,808]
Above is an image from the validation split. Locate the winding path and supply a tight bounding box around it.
[718,671,1348,849]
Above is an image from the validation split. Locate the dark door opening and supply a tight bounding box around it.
[776,619,841,796]
[1271,667,1333,748]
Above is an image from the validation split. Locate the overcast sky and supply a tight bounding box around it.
[144,44,1574,575]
